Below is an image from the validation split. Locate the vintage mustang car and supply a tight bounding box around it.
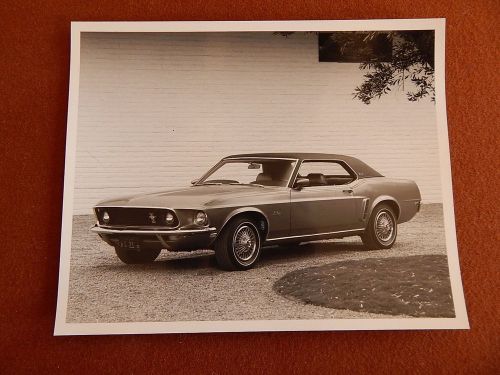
[91,153,421,270]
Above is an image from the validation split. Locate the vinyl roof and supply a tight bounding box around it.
[224,153,383,178]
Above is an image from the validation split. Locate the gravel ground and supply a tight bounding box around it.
[66,204,448,323]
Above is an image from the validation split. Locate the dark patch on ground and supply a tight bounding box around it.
[274,255,455,317]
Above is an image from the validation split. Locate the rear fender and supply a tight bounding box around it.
[370,195,401,220]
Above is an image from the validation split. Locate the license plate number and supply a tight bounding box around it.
[118,239,141,250]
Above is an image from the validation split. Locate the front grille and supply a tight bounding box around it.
[94,207,179,227]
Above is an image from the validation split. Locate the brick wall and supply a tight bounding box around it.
[74,32,442,214]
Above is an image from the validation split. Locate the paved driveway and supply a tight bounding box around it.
[66,204,448,323]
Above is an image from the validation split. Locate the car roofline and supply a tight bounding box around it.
[223,153,383,179]
[223,156,299,161]
[224,153,350,161]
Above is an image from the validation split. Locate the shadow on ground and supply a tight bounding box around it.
[274,254,455,318]
[94,241,364,273]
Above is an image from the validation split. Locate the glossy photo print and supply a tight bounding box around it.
[55,19,468,335]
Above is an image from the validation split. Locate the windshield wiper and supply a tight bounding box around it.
[229,182,265,188]
[196,182,223,186]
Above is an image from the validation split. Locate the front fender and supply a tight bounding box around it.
[218,207,270,238]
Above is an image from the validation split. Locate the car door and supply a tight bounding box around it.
[290,161,365,236]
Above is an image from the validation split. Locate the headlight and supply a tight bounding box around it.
[165,212,175,225]
[194,211,208,226]
[102,211,110,224]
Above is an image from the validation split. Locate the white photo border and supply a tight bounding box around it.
[55,18,469,335]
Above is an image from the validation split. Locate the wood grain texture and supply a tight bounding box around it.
[0,1,498,374]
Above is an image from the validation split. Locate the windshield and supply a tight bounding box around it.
[197,159,296,187]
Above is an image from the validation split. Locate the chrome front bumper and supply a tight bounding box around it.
[90,225,217,236]
[90,225,218,251]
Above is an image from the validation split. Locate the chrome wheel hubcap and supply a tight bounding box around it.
[375,211,394,242]
[233,225,258,263]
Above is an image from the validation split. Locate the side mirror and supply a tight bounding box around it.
[294,178,309,190]
[191,178,199,185]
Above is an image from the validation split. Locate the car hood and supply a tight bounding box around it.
[95,184,285,209]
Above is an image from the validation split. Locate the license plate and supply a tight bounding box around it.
[118,239,141,250]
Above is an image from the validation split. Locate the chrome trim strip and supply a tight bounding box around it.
[91,226,216,235]
[290,195,363,203]
[288,159,303,188]
[283,160,300,188]
[266,228,364,242]
[361,198,370,220]
[98,224,180,230]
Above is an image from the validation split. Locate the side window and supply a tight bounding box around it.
[297,161,354,186]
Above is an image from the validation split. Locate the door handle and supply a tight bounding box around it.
[343,189,353,194]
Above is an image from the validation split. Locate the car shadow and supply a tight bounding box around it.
[95,251,219,273]
[258,241,366,266]
[158,252,219,272]
[95,240,374,273]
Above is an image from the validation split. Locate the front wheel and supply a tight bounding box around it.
[214,218,261,271]
[114,247,161,264]
[361,204,397,249]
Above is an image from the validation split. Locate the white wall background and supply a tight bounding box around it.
[74,32,441,214]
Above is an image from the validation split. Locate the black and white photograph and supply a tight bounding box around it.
[55,19,468,335]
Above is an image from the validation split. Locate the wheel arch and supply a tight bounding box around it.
[217,207,269,241]
[370,196,401,220]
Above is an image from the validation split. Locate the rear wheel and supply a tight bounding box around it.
[215,218,261,271]
[114,247,161,264]
[361,204,397,249]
